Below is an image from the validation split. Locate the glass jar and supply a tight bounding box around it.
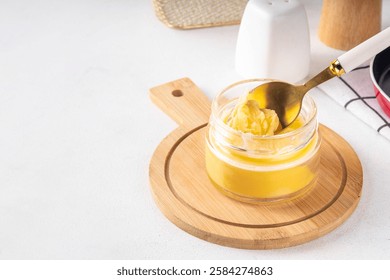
[205,79,321,203]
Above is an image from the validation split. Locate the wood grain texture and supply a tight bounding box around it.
[318,0,381,51]
[149,77,210,128]
[149,78,363,249]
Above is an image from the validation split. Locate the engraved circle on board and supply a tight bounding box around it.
[165,124,349,228]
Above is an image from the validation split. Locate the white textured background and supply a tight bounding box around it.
[0,0,390,259]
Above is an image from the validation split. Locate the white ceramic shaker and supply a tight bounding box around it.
[235,0,310,83]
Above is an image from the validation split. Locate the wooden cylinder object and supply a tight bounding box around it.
[318,0,382,51]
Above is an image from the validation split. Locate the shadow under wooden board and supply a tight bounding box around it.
[149,77,363,249]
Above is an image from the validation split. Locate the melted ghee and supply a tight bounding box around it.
[206,134,320,201]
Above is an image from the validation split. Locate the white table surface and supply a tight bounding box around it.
[1,0,390,260]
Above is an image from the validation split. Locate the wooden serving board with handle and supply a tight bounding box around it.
[149,77,363,249]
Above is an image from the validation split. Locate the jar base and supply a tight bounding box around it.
[208,175,318,204]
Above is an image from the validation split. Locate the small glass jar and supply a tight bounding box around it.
[205,79,321,203]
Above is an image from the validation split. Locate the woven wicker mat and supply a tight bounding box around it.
[152,0,248,29]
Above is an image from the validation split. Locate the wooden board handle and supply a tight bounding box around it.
[149,77,211,127]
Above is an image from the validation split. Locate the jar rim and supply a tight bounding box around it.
[212,79,318,141]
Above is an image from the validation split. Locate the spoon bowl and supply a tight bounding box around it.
[247,81,306,128]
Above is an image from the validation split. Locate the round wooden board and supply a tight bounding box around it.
[149,77,363,249]
[149,124,363,249]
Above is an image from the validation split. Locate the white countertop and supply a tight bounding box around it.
[1,0,390,259]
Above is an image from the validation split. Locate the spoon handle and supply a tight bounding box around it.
[337,26,390,73]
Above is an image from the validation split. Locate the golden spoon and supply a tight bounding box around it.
[248,26,390,128]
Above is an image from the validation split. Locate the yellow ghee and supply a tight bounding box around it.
[205,132,320,201]
[223,97,280,136]
[206,80,320,202]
